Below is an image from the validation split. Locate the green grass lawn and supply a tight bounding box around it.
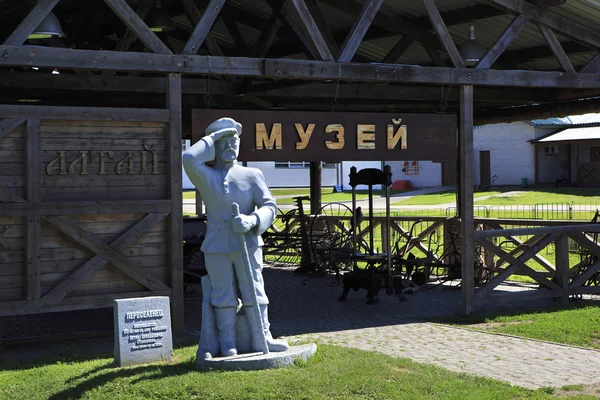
[1,344,593,400]
[392,190,501,206]
[440,300,600,350]
[475,188,600,206]
[391,188,600,207]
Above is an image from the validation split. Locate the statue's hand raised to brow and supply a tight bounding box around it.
[209,128,238,143]
[231,213,259,234]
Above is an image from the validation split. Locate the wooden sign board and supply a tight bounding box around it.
[0,119,171,316]
[192,110,456,162]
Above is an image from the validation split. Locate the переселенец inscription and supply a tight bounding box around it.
[123,318,169,351]
[114,297,173,367]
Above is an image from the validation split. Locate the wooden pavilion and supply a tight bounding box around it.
[1,0,600,335]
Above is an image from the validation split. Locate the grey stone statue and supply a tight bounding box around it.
[183,117,289,359]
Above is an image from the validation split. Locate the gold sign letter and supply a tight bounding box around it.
[295,123,314,150]
[357,124,375,149]
[67,151,90,175]
[97,151,114,175]
[256,123,282,150]
[46,151,67,176]
[387,124,407,150]
[141,144,160,175]
[116,151,135,175]
[325,124,345,150]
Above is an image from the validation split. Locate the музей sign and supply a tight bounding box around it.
[191,110,456,162]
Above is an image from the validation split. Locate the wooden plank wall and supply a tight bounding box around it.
[0,118,173,316]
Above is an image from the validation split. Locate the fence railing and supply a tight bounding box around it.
[441,202,600,221]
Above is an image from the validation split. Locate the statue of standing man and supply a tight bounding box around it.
[183,117,289,359]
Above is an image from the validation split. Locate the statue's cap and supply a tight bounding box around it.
[205,117,242,137]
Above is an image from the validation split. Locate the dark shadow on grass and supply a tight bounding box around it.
[47,359,200,400]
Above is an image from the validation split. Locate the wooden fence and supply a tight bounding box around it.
[266,212,600,306]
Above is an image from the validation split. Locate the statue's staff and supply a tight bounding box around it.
[231,202,270,355]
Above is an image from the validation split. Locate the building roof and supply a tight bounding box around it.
[530,113,600,128]
[531,125,600,143]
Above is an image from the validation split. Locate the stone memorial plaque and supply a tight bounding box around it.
[114,296,173,367]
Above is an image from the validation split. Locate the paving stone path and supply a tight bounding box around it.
[260,266,600,390]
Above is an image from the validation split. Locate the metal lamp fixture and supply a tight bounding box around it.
[148,0,175,32]
[459,24,486,67]
[28,11,65,39]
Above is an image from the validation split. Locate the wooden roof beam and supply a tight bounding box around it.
[338,0,383,62]
[2,45,600,89]
[4,0,61,45]
[181,0,224,56]
[580,53,600,74]
[486,0,600,48]
[536,23,575,73]
[423,0,464,68]
[264,0,320,59]
[304,0,339,59]
[528,0,566,8]
[475,14,530,69]
[289,0,334,60]
[103,0,172,54]
[182,0,226,55]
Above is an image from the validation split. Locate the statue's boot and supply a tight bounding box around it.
[245,305,289,353]
[214,307,238,357]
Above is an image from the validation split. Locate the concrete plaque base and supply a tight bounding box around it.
[196,343,317,371]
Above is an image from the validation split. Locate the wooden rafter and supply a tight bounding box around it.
[475,14,530,70]
[305,0,339,58]
[182,0,226,55]
[264,0,319,59]
[580,52,600,74]
[338,0,383,62]
[423,0,465,68]
[221,6,247,54]
[103,0,172,54]
[289,0,334,61]
[112,0,154,53]
[3,0,60,45]
[181,0,224,57]
[251,12,282,58]
[383,35,415,64]
[486,0,600,48]
[536,23,575,73]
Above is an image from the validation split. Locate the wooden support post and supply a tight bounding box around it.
[167,73,184,338]
[190,118,204,216]
[26,119,41,301]
[555,234,570,305]
[310,161,322,214]
[459,85,475,315]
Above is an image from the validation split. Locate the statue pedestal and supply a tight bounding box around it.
[195,343,317,371]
